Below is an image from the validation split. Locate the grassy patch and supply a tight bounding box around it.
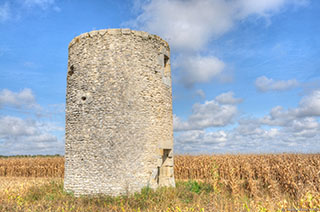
[1,178,320,211]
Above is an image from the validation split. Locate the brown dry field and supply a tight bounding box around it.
[0,154,320,211]
[1,154,320,197]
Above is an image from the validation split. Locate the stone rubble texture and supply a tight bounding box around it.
[64,29,175,196]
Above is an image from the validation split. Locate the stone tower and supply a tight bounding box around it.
[64,29,175,196]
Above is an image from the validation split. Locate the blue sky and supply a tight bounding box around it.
[0,0,319,155]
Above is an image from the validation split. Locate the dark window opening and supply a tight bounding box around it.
[164,55,169,67]
[163,55,170,77]
[81,96,86,101]
[162,149,171,164]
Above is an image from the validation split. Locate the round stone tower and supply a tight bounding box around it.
[64,29,175,196]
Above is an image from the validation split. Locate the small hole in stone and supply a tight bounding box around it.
[69,65,74,76]
[81,96,86,101]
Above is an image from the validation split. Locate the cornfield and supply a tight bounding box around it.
[175,154,320,199]
[1,154,320,211]
[0,154,319,199]
[0,157,64,178]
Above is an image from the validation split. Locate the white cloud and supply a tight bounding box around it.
[129,0,307,87]
[227,117,320,153]
[177,55,225,87]
[174,93,242,131]
[132,0,307,52]
[0,2,10,22]
[175,100,237,130]
[255,76,299,92]
[261,89,320,126]
[134,0,234,52]
[235,118,264,136]
[235,0,286,18]
[0,115,64,155]
[157,0,317,153]
[0,88,40,110]
[289,118,319,135]
[176,130,227,144]
[260,106,295,126]
[297,90,320,117]
[215,91,243,104]
[239,89,320,152]
[174,89,320,154]
[174,129,227,153]
[0,88,64,155]
[175,116,320,154]
[0,116,37,136]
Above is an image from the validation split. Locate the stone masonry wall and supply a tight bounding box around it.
[64,29,175,196]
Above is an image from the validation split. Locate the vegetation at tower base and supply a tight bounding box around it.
[65,28,175,196]
[0,154,320,211]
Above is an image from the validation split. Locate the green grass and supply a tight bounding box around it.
[1,180,211,212]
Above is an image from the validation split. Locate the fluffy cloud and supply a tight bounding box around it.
[174,92,242,131]
[0,88,64,155]
[0,116,37,136]
[255,76,299,92]
[130,0,307,87]
[0,116,64,155]
[175,116,320,154]
[174,130,227,153]
[132,0,307,52]
[0,2,10,22]
[130,0,315,154]
[260,106,294,126]
[224,117,320,153]
[261,89,320,126]
[243,90,320,145]
[174,101,237,131]
[176,130,227,144]
[215,91,243,104]
[174,89,320,154]
[297,90,320,117]
[0,88,40,110]
[177,55,225,87]
[134,0,233,51]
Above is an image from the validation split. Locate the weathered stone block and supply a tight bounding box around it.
[121,28,131,35]
[162,157,173,167]
[108,28,121,35]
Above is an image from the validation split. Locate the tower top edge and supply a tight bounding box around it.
[68,28,170,50]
